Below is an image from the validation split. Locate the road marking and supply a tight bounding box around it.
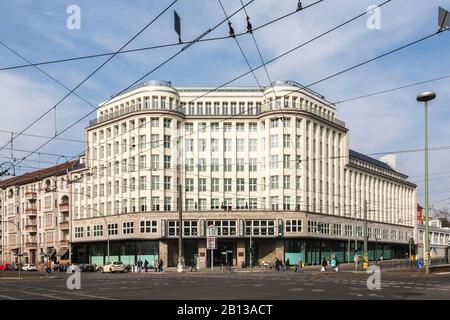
[348,293,363,297]
[289,288,304,291]
[0,294,20,300]
[312,289,325,292]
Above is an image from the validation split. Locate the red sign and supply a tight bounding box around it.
[417,205,423,225]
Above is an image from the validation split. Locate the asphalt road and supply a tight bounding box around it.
[0,270,449,300]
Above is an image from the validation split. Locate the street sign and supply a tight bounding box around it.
[207,237,216,250]
[207,225,217,237]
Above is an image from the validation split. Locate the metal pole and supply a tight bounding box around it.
[354,210,357,271]
[363,200,368,268]
[249,225,253,269]
[178,184,183,272]
[424,100,430,274]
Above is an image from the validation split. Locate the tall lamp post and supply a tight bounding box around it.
[416,91,436,274]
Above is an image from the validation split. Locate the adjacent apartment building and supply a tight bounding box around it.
[0,162,75,265]
[65,80,417,268]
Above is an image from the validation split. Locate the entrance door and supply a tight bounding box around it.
[213,241,235,266]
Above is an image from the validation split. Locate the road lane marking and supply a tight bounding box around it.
[0,294,20,300]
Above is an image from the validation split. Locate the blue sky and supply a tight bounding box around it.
[0,0,449,210]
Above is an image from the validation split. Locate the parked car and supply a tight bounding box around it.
[0,264,8,271]
[22,264,37,271]
[7,263,19,271]
[102,261,125,273]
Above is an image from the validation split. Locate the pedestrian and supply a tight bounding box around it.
[286,258,291,271]
[144,259,148,272]
[137,259,143,272]
[274,257,280,272]
[295,259,304,273]
[158,259,164,272]
[226,258,232,272]
[321,257,328,272]
[380,253,384,263]
[190,257,197,272]
[331,257,338,272]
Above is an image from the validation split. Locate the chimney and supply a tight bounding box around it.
[380,154,396,170]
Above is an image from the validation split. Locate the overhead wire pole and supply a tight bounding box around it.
[0,0,180,164]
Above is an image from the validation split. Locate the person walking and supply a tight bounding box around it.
[295,259,304,273]
[137,259,143,272]
[331,257,337,272]
[190,257,197,272]
[321,257,328,272]
[144,259,148,272]
[286,258,291,271]
[158,259,164,272]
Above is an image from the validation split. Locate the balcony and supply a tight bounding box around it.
[60,240,69,248]
[25,208,37,217]
[24,192,37,201]
[59,221,69,230]
[25,224,37,233]
[25,241,37,249]
[59,203,69,213]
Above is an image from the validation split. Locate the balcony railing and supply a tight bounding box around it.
[25,241,37,249]
[24,192,37,201]
[25,224,37,233]
[60,240,69,248]
[25,208,37,216]
[59,221,69,230]
[59,203,69,213]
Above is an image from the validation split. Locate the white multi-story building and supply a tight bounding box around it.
[49,80,416,268]
[0,162,74,265]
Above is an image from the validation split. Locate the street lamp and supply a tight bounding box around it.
[416,91,436,274]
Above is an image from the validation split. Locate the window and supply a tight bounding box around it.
[333,224,341,236]
[249,158,257,172]
[236,139,244,152]
[224,178,232,192]
[224,158,232,172]
[211,198,220,210]
[185,159,194,172]
[123,222,134,234]
[164,197,171,211]
[140,220,157,234]
[185,178,194,192]
[211,159,219,172]
[249,123,257,132]
[236,123,245,132]
[199,139,206,152]
[249,139,257,152]
[206,220,237,236]
[211,178,219,192]
[270,135,279,149]
[151,155,159,169]
[249,178,257,192]
[164,135,171,148]
[93,225,103,237]
[224,139,232,152]
[270,176,279,189]
[185,139,193,152]
[199,178,207,192]
[308,221,318,234]
[198,158,206,172]
[164,155,171,169]
[151,176,160,190]
[245,220,275,236]
[168,220,198,237]
[271,196,279,211]
[163,118,172,128]
[283,196,290,210]
[224,123,232,132]
[185,123,193,133]
[151,118,159,127]
[286,220,302,233]
[108,223,118,236]
[283,155,290,169]
[249,198,258,210]
[211,139,219,152]
[237,178,245,192]
[283,175,290,189]
[164,176,171,190]
[75,227,84,238]
[236,158,244,172]
[283,134,291,148]
[270,155,279,169]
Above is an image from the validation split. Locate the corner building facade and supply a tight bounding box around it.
[70,80,417,268]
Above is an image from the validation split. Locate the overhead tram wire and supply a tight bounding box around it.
[0,0,325,73]
[0,0,180,164]
[6,0,256,173]
[58,0,390,170]
[333,74,450,104]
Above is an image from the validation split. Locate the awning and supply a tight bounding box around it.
[45,249,56,257]
[57,249,68,257]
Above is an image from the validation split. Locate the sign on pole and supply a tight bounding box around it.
[207,237,216,250]
[438,7,449,31]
